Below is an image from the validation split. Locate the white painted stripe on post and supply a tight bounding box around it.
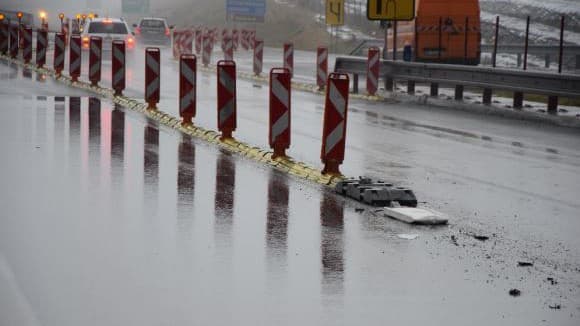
[325,121,344,155]
[329,81,346,118]
[271,77,289,108]
[271,110,289,143]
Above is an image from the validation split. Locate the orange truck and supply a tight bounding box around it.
[386,0,481,65]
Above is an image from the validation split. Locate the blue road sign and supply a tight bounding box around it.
[226,0,266,23]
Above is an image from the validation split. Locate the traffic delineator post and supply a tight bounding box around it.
[112,40,125,96]
[69,35,81,82]
[89,36,102,87]
[223,35,233,61]
[180,54,196,126]
[217,60,236,140]
[317,46,328,90]
[53,32,65,76]
[321,73,350,176]
[22,27,32,64]
[195,28,202,54]
[253,39,263,76]
[0,21,8,55]
[202,33,211,67]
[9,24,18,59]
[284,42,294,78]
[241,29,248,50]
[269,68,292,159]
[145,47,161,110]
[232,29,239,50]
[367,47,380,96]
[35,28,47,68]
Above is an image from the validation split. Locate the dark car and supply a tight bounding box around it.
[133,17,172,46]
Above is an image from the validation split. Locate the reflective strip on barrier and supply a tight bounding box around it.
[321,73,350,174]
[180,54,197,122]
[317,46,328,90]
[112,40,125,94]
[367,47,380,96]
[253,39,263,76]
[145,47,161,107]
[269,68,291,156]
[284,43,294,78]
[217,60,236,136]
[89,36,102,85]
[35,29,47,67]
[69,35,81,80]
[53,33,65,74]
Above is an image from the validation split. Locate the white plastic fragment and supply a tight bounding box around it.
[383,207,449,225]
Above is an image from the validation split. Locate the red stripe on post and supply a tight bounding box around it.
[284,42,294,78]
[180,54,197,125]
[69,35,81,82]
[317,46,328,90]
[269,68,292,159]
[112,40,125,95]
[145,47,161,110]
[217,60,237,140]
[89,36,102,86]
[367,47,380,96]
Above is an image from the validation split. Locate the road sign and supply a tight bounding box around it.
[367,0,415,21]
[227,0,266,23]
[326,0,344,26]
[122,0,150,14]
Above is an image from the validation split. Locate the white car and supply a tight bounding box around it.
[81,17,136,52]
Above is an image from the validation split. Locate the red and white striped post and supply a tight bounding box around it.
[172,30,183,59]
[269,68,292,159]
[367,47,380,96]
[69,35,81,82]
[145,47,161,110]
[22,27,32,64]
[9,24,18,59]
[283,42,294,78]
[317,46,328,90]
[180,54,197,126]
[112,40,125,96]
[195,28,202,54]
[0,21,7,55]
[35,28,47,68]
[221,28,228,51]
[249,30,256,49]
[217,60,236,140]
[61,19,69,46]
[89,36,102,87]
[223,35,233,61]
[320,73,350,175]
[202,33,212,67]
[53,32,65,76]
[253,38,264,76]
[232,29,239,51]
[240,29,248,50]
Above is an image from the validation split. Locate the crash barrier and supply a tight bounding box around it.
[284,42,293,78]
[317,46,328,90]
[9,24,17,58]
[0,22,7,54]
[367,47,380,96]
[89,36,102,86]
[180,54,197,125]
[321,73,350,175]
[253,39,263,76]
[112,40,125,96]
[335,178,418,207]
[145,47,160,109]
[334,56,580,113]
[53,32,65,75]
[172,29,194,59]
[69,35,81,81]
[21,27,32,63]
[217,60,236,139]
[269,68,292,159]
[35,29,47,68]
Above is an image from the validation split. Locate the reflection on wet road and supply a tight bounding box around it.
[1,55,580,325]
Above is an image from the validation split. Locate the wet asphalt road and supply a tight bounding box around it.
[1,46,580,325]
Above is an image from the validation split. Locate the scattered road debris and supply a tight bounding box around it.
[518,261,534,267]
[397,234,419,240]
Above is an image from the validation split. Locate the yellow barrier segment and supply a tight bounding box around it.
[1,54,345,188]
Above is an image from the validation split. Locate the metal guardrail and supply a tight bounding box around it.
[334,56,580,112]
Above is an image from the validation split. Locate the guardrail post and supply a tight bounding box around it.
[385,77,394,92]
[454,85,463,100]
[547,96,558,114]
[353,74,359,93]
[430,83,439,97]
[517,53,522,67]
[545,54,550,68]
[407,80,415,94]
[513,91,524,109]
[483,89,492,105]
